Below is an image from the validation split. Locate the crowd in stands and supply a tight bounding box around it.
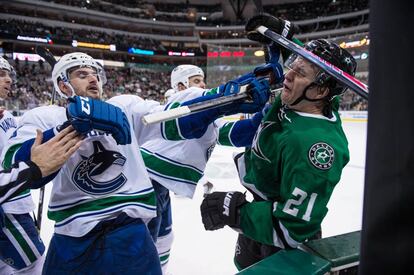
[1,59,170,113]
[39,0,368,25]
[339,74,368,111]
[266,0,369,22]
[0,19,165,52]
[0,58,367,115]
[37,0,368,26]
[1,0,369,53]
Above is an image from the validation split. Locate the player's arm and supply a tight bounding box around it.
[200,168,332,248]
[239,169,331,248]
[7,96,130,169]
[1,127,83,196]
[216,106,269,147]
[161,75,275,141]
[0,161,42,204]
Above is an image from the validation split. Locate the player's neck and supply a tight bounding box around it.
[290,102,323,115]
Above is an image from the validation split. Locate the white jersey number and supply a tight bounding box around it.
[80,96,91,115]
[282,187,317,222]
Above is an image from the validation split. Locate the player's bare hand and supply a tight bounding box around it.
[31,126,83,177]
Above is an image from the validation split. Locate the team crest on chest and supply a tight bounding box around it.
[308,142,335,170]
[72,141,127,195]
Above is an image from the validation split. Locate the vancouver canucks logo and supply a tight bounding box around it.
[308,142,334,170]
[251,121,273,163]
[72,141,127,195]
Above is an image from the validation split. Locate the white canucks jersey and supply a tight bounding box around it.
[0,110,35,214]
[140,87,224,198]
[3,95,158,237]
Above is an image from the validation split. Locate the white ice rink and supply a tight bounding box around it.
[31,119,367,275]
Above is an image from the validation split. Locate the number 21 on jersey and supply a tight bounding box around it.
[282,187,317,222]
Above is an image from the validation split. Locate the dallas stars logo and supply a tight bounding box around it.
[308,142,334,170]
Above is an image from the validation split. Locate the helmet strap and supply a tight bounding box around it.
[290,83,323,106]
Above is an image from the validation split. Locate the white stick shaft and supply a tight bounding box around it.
[142,106,191,125]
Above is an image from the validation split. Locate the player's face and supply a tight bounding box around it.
[188,75,206,89]
[0,69,13,99]
[68,67,103,99]
[281,57,319,106]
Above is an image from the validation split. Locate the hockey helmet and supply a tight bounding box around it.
[171,65,204,92]
[52,52,106,98]
[286,39,357,98]
[0,56,16,83]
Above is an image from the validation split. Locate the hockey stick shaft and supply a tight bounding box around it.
[256,26,369,100]
[142,86,249,125]
[34,46,57,231]
[142,86,283,125]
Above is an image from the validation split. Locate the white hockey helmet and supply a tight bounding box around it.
[171,64,204,92]
[52,52,107,98]
[0,56,16,83]
[164,88,176,101]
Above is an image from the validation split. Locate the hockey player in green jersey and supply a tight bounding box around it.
[200,15,358,270]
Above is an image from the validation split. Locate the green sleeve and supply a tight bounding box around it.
[161,102,185,141]
[217,121,235,146]
[240,201,275,245]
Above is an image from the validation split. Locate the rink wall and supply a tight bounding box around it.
[222,111,368,122]
[339,111,368,122]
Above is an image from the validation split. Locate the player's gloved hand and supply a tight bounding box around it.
[253,46,284,85]
[200,191,248,231]
[173,76,269,139]
[220,76,271,114]
[245,13,297,44]
[246,14,299,62]
[66,96,131,145]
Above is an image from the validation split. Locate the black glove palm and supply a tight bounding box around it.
[200,191,247,231]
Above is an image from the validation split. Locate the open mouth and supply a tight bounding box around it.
[87,85,99,92]
[283,84,291,92]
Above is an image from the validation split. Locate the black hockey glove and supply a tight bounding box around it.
[245,14,299,62]
[66,96,131,145]
[245,13,298,44]
[200,191,248,231]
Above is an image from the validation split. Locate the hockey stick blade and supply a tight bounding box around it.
[256,26,369,100]
[35,46,57,68]
[142,85,249,125]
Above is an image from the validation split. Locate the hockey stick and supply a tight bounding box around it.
[143,85,249,125]
[256,26,369,100]
[142,86,283,125]
[36,46,57,104]
[34,46,57,231]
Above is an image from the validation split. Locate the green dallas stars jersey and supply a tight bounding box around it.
[235,95,349,248]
